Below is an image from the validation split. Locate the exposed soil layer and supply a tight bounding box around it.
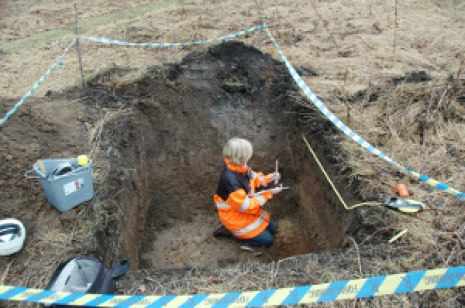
[86,41,362,271]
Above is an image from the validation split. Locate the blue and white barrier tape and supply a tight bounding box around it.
[2,22,462,200]
[79,24,263,48]
[264,24,465,199]
[0,37,77,127]
[1,25,262,127]
[0,266,464,306]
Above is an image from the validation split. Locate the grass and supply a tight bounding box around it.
[1,0,464,306]
[1,0,197,55]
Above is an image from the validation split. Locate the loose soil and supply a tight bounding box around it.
[1,0,464,307]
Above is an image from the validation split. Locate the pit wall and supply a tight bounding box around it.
[290,135,354,251]
[92,46,358,268]
[94,103,357,270]
[93,113,152,269]
[286,105,358,252]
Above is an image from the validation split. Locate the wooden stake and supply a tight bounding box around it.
[343,67,351,123]
[310,0,339,48]
[74,4,87,88]
[393,0,398,57]
[254,0,264,51]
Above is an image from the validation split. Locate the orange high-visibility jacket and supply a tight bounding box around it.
[214,158,274,239]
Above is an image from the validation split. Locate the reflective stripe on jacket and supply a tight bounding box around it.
[214,158,274,239]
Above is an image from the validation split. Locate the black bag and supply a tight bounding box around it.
[44,256,130,308]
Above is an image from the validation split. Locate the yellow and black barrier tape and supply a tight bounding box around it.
[0,266,464,307]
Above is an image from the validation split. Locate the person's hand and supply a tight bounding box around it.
[269,172,281,184]
[269,184,283,195]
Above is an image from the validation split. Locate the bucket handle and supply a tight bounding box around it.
[24,169,41,179]
[47,167,90,181]
[71,167,90,176]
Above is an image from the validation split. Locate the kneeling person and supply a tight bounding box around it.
[213,137,282,247]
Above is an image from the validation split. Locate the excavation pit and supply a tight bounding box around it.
[91,42,361,271]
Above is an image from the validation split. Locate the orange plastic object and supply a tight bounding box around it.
[396,183,410,198]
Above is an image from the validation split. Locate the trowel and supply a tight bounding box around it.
[275,159,279,185]
[384,196,425,213]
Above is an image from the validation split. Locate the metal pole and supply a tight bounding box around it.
[74,4,87,88]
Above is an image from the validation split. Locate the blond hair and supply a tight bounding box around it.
[223,137,253,164]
